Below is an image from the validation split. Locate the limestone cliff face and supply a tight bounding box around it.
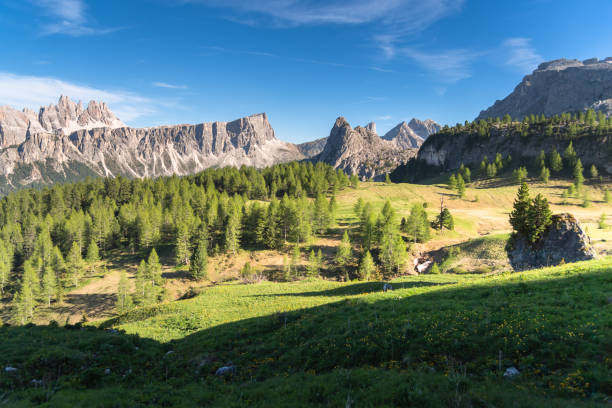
[0,97,303,193]
[315,117,417,179]
[417,124,612,174]
[477,57,612,120]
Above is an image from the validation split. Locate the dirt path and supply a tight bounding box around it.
[49,271,122,324]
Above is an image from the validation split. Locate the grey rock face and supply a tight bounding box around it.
[407,118,441,139]
[0,95,125,148]
[316,117,417,179]
[417,124,612,175]
[382,122,424,149]
[297,137,328,158]
[508,213,596,271]
[477,58,612,120]
[0,97,303,192]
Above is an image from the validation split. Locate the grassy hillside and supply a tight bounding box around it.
[1,258,610,406]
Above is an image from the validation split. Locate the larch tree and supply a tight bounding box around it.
[42,265,57,307]
[190,238,208,281]
[66,241,83,288]
[357,250,375,281]
[116,271,133,315]
[335,231,352,272]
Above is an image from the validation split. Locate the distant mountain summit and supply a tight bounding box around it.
[381,119,440,149]
[0,95,125,148]
[477,57,612,120]
[0,96,302,193]
[315,117,421,179]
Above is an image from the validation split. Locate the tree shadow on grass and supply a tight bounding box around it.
[1,263,609,406]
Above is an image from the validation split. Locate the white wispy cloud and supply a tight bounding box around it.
[0,72,155,122]
[399,47,482,83]
[186,0,463,58]
[503,37,542,73]
[153,81,188,89]
[33,0,119,36]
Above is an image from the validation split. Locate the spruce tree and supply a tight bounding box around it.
[539,166,550,183]
[190,238,208,280]
[0,241,12,295]
[306,250,319,278]
[67,241,83,287]
[86,240,99,263]
[42,266,57,307]
[335,231,352,272]
[403,203,430,243]
[357,251,375,281]
[573,159,584,191]
[549,148,563,172]
[175,221,191,266]
[116,271,133,315]
[526,194,553,243]
[509,182,531,236]
[147,248,163,286]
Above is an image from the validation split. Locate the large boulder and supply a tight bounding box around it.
[508,213,596,270]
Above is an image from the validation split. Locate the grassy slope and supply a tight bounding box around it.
[1,259,610,407]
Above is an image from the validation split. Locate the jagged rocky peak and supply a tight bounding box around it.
[365,122,377,135]
[478,57,612,120]
[407,118,441,139]
[381,118,440,149]
[0,95,126,148]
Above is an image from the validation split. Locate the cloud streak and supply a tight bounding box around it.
[33,0,119,36]
[503,37,543,73]
[153,81,188,89]
[0,72,156,122]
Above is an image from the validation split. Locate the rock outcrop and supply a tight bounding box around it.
[507,213,597,271]
[477,57,612,120]
[0,97,303,193]
[315,117,417,179]
[382,122,424,149]
[297,137,328,158]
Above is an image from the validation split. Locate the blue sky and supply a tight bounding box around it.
[1,0,612,142]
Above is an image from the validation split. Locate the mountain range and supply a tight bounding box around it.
[0,96,438,193]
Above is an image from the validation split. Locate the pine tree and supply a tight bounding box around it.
[513,167,528,183]
[335,231,352,272]
[357,251,375,281]
[42,266,57,307]
[526,194,552,243]
[306,250,319,278]
[590,164,598,179]
[175,221,191,266]
[66,241,83,287]
[86,240,99,263]
[448,174,457,190]
[13,261,38,324]
[147,249,163,287]
[402,204,430,243]
[456,174,466,198]
[549,148,563,172]
[290,245,301,277]
[190,238,208,280]
[0,241,12,295]
[539,166,550,183]
[509,182,531,236]
[564,141,577,167]
[573,159,584,191]
[116,271,133,315]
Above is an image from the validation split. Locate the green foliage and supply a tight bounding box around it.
[429,262,440,274]
[401,204,430,243]
[115,271,133,315]
[598,213,608,229]
[190,238,208,281]
[66,241,83,287]
[513,166,528,183]
[509,183,531,236]
[605,190,611,204]
[589,164,598,179]
[539,166,550,183]
[435,206,454,231]
[573,159,584,192]
[86,240,99,263]
[456,174,466,198]
[42,265,57,307]
[335,231,352,272]
[385,173,391,184]
[526,194,553,243]
[357,250,375,281]
[306,249,322,278]
[564,141,577,168]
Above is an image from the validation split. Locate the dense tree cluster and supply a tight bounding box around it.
[0,162,348,322]
[509,183,553,243]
